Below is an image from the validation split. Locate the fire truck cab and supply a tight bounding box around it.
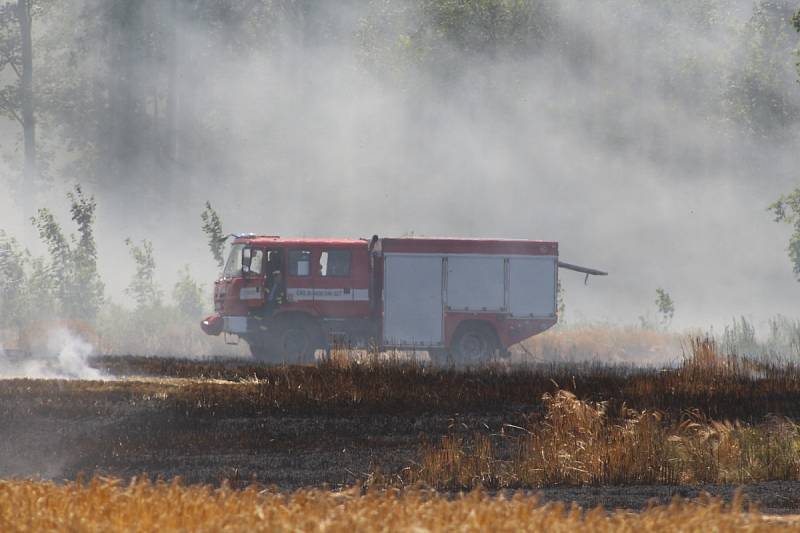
[201,235,605,365]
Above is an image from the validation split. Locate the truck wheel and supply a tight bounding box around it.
[248,341,279,363]
[450,323,498,365]
[272,317,321,364]
[428,349,451,367]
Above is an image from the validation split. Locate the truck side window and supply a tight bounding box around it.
[288,250,311,276]
[319,249,351,277]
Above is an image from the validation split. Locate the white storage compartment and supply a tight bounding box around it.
[383,254,443,346]
[509,256,557,317]
[446,256,505,311]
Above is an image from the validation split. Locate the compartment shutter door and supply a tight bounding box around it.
[446,256,505,312]
[383,254,443,346]
[509,257,557,317]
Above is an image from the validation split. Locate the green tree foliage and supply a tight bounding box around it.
[30,184,104,321]
[0,0,797,210]
[765,9,800,283]
[724,1,800,138]
[0,4,22,127]
[0,231,29,328]
[655,288,675,328]
[769,189,800,280]
[201,201,225,270]
[3,190,217,355]
[33,0,284,206]
[420,0,553,53]
[359,0,554,81]
[0,0,36,190]
[124,238,161,310]
[173,265,204,318]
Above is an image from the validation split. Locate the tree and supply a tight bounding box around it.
[724,1,800,139]
[769,189,800,281]
[359,0,554,82]
[124,238,162,310]
[0,231,29,329]
[173,265,205,318]
[30,185,104,321]
[0,0,37,198]
[201,201,226,270]
[795,6,800,75]
[765,8,800,281]
[17,0,33,180]
[655,288,675,329]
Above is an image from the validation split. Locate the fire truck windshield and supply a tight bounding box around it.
[223,244,245,277]
[223,244,265,277]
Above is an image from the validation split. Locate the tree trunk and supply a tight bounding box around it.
[17,0,35,187]
[165,0,177,167]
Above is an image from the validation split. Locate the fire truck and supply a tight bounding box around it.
[201,235,606,364]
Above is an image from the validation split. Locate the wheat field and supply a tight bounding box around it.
[1,478,799,532]
[400,389,800,490]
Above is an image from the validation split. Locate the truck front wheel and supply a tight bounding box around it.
[272,316,322,364]
[248,316,322,365]
[450,322,498,365]
[249,341,278,363]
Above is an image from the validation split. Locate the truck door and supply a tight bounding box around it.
[285,248,315,311]
[238,247,267,310]
[313,246,370,317]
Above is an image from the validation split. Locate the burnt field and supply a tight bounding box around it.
[3,340,800,514]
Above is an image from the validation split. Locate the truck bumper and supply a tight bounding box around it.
[200,314,224,336]
[202,314,272,337]
[222,315,249,334]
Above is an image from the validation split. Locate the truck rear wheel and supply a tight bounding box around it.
[428,349,450,367]
[450,322,498,365]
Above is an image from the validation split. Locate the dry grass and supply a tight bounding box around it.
[0,337,795,423]
[519,324,680,365]
[400,389,800,490]
[0,477,796,532]
[5,338,800,491]
[77,338,800,421]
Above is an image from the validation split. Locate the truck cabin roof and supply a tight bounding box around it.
[232,237,368,249]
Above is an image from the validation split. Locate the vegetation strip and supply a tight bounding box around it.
[1,478,797,532]
[394,390,800,490]
[1,339,798,420]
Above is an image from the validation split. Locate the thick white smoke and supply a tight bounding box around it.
[0,0,798,337]
[0,327,103,380]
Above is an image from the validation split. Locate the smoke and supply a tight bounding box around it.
[0,327,103,380]
[1,0,799,334]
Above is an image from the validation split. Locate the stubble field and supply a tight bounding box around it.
[3,338,800,529]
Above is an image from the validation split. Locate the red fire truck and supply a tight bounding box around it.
[201,235,606,364]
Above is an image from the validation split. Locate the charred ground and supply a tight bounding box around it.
[4,342,800,514]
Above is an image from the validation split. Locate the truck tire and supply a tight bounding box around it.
[248,341,279,363]
[428,349,451,367]
[450,322,498,366]
[271,316,322,364]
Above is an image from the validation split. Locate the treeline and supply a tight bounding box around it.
[0,0,798,213]
[0,187,222,355]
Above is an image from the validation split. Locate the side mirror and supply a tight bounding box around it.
[241,248,252,274]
